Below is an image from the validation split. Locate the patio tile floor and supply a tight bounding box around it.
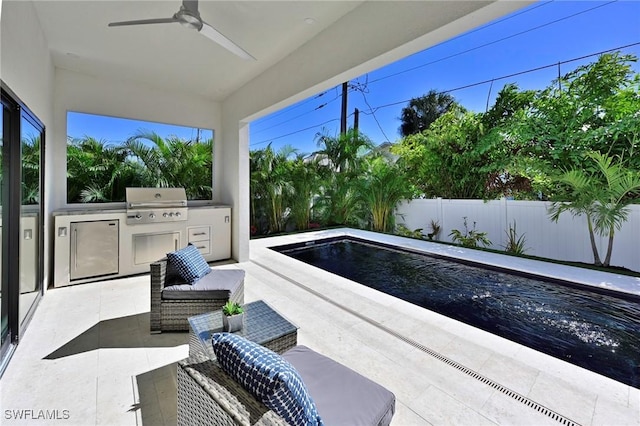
[1,230,638,425]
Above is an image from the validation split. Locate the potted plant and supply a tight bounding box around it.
[222,301,244,332]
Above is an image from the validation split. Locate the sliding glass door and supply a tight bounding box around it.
[1,83,45,372]
[1,98,6,353]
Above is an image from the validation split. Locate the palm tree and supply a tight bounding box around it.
[21,135,41,204]
[249,144,296,234]
[548,151,640,266]
[399,90,458,137]
[314,128,373,174]
[123,131,213,200]
[66,136,129,202]
[287,154,322,230]
[314,128,373,226]
[358,156,414,232]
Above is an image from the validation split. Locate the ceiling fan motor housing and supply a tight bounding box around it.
[176,7,203,30]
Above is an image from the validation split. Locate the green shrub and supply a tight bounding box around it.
[449,217,491,248]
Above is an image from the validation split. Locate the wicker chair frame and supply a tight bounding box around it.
[150,259,244,333]
[177,354,287,426]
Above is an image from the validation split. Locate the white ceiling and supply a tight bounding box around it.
[32,1,364,101]
[28,1,528,106]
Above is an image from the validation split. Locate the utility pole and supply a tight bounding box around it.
[353,108,359,133]
[340,81,348,135]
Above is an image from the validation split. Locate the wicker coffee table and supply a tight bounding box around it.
[188,300,298,358]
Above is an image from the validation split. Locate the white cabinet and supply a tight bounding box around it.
[53,205,232,286]
[188,206,231,261]
[188,226,211,255]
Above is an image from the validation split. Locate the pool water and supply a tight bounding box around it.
[273,238,640,388]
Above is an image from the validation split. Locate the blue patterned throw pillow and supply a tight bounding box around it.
[212,333,323,426]
[166,243,210,284]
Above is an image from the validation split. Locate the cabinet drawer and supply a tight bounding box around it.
[190,240,211,255]
[188,226,210,241]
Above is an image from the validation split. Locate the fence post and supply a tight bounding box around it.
[500,197,508,250]
[437,197,443,241]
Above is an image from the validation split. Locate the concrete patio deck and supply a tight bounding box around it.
[1,230,638,425]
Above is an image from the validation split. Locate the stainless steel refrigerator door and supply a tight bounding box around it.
[70,220,119,280]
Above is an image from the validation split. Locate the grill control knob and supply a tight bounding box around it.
[149,213,156,219]
[169,212,175,217]
[135,214,142,220]
[163,212,169,218]
[175,212,182,218]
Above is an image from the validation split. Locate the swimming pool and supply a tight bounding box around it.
[272,237,640,388]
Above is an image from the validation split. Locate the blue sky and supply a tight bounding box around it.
[250,0,640,155]
[67,111,213,145]
[68,1,640,154]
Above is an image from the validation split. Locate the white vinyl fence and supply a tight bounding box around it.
[395,198,640,273]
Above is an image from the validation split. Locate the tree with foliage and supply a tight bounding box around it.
[21,135,41,204]
[287,153,322,230]
[398,90,458,137]
[548,151,640,267]
[249,144,296,234]
[67,136,130,203]
[123,131,213,200]
[510,52,640,180]
[393,106,488,198]
[314,128,373,226]
[357,155,414,232]
[473,84,540,199]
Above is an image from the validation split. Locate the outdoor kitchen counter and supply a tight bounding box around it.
[53,208,127,215]
[52,205,232,288]
[53,204,228,215]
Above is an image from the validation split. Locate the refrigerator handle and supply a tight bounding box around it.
[74,228,78,271]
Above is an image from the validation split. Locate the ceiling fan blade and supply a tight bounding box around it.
[108,17,178,27]
[199,22,255,61]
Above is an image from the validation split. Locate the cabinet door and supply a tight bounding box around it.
[133,231,180,265]
[210,209,231,260]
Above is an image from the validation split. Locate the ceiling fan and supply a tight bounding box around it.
[108,0,255,61]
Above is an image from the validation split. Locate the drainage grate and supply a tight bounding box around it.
[253,260,581,426]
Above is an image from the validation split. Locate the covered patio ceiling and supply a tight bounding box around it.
[29,1,529,104]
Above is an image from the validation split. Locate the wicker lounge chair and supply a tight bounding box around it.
[177,346,396,425]
[150,258,244,333]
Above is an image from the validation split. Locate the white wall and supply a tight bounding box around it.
[396,199,640,272]
[1,0,54,289]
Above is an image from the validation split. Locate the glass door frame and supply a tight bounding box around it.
[0,82,45,375]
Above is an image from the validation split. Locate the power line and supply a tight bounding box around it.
[252,41,639,147]
[359,41,640,114]
[250,117,342,147]
[250,2,614,143]
[366,1,618,86]
[251,86,361,135]
[253,90,329,124]
[351,76,391,143]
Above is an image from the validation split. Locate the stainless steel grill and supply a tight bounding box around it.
[125,187,188,225]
